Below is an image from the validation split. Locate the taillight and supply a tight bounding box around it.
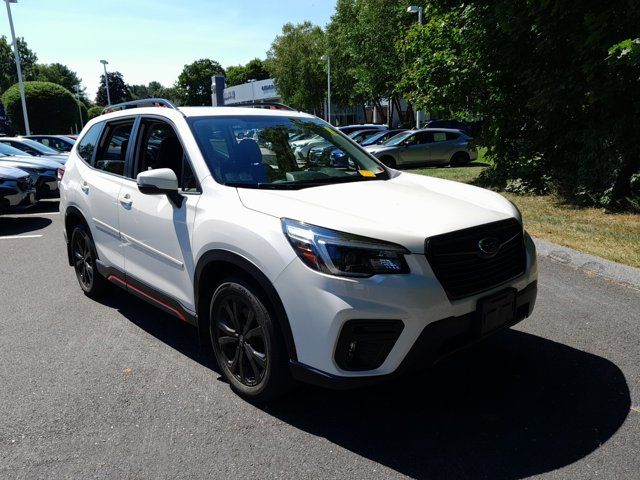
[57,166,65,181]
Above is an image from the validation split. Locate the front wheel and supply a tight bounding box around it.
[209,278,290,402]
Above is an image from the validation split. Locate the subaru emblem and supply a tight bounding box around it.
[478,237,500,257]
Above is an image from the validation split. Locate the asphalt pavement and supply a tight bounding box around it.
[1,200,638,480]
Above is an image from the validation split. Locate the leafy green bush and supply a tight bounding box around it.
[1,81,78,134]
[87,105,102,120]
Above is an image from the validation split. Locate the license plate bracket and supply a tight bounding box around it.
[475,289,516,336]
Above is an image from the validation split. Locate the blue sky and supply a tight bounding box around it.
[0,0,335,99]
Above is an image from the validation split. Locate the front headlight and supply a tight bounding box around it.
[282,218,410,277]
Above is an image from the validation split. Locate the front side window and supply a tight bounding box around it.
[76,124,102,163]
[135,120,198,192]
[189,116,388,189]
[95,120,134,176]
[384,131,414,146]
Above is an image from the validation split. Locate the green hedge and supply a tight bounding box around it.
[1,81,79,134]
[87,105,102,120]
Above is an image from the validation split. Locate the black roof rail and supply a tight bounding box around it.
[101,98,178,114]
[224,102,297,111]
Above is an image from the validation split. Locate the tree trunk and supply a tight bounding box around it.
[610,153,640,211]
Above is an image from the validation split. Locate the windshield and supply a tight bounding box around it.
[0,143,30,156]
[361,131,390,146]
[20,138,60,154]
[189,115,388,189]
[384,131,414,146]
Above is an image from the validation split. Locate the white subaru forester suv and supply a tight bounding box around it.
[60,99,537,401]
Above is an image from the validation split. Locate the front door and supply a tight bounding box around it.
[118,118,201,313]
[398,131,434,165]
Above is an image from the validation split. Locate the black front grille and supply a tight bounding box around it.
[426,218,526,300]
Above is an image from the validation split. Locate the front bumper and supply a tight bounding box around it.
[35,176,59,199]
[275,231,538,383]
[0,186,37,210]
[290,280,537,389]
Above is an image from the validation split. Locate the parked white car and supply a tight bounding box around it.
[59,100,537,401]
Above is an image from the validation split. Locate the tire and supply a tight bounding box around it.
[70,224,108,297]
[450,152,471,166]
[209,277,291,402]
[380,156,397,169]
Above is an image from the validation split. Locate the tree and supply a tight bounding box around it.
[95,71,131,106]
[397,1,640,210]
[177,59,225,105]
[2,81,78,134]
[34,63,88,104]
[0,36,38,94]
[87,105,103,120]
[326,0,414,126]
[225,58,270,87]
[266,22,326,114]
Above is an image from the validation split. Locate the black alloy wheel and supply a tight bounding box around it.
[215,293,267,386]
[71,225,107,296]
[209,279,290,401]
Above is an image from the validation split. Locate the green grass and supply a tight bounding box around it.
[410,156,640,268]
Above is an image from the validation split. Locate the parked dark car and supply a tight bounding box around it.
[360,129,408,147]
[348,129,386,144]
[338,124,387,135]
[0,164,36,212]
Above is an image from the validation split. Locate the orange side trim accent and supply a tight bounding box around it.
[107,274,187,322]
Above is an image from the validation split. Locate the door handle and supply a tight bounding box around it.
[80,181,89,193]
[119,193,132,208]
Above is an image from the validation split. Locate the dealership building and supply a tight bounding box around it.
[222,78,414,127]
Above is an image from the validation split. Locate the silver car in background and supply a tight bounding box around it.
[365,128,477,168]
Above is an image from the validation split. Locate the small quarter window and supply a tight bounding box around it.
[76,124,103,164]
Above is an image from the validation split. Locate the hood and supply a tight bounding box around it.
[42,155,67,165]
[0,155,62,171]
[0,165,29,179]
[237,172,520,253]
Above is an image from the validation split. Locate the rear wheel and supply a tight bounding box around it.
[70,224,108,297]
[209,278,290,402]
[450,152,470,166]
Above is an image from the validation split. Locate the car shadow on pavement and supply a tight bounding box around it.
[265,329,630,480]
[0,216,52,235]
[93,291,630,479]
[96,290,220,373]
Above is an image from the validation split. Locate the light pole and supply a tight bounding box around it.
[248,78,256,103]
[4,0,30,135]
[100,59,112,106]
[75,84,84,130]
[321,55,331,124]
[407,5,423,129]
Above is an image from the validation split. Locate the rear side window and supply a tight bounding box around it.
[76,124,103,163]
[433,132,447,142]
[95,121,134,176]
[446,132,460,141]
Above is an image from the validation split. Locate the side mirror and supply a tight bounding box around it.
[137,168,183,207]
[137,168,178,194]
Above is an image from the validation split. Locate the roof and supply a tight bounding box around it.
[95,105,317,122]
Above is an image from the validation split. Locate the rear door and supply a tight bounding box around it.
[428,130,455,163]
[74,118,135,272]
[118,117,201,313]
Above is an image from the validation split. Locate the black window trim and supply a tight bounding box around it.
[90,116,137,179]
[127,114,201,195]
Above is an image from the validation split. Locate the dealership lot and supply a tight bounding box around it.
[1,201,639,479]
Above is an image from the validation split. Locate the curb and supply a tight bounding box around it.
[533,237,640,291]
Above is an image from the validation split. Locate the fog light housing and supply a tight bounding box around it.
[335,320,404,371]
